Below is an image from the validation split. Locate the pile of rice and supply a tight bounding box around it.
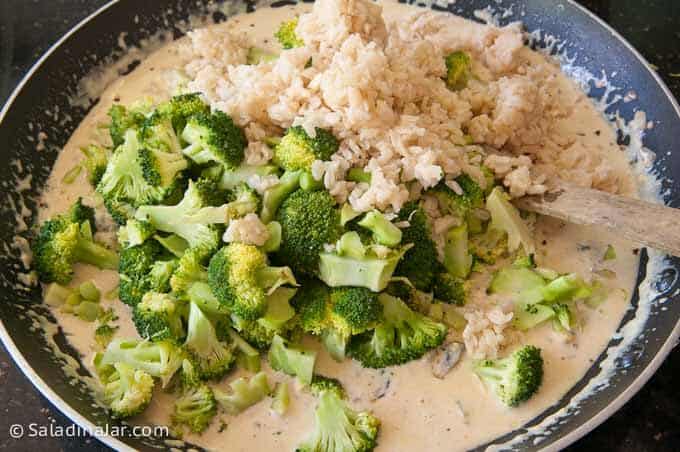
[179,0,622,357]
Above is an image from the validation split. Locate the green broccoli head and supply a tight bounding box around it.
[117,219,155,248]
[393,202,440,291]
[181,110,246,169]
[132,292,186,343]
[208,243,297,320]
[118,239,169,306]
[273,126,338,172]
[213,371,271,414]
[291,279,331,335]
[348,294,447,368]
[275,189,342,275]
[80,144,109,187]
[433,273,467,306]
[135,179,228,255]
[98,338,184,388]
[184,302,235,380]
[33,199,119,284]
[172,360,217,434]
[310,374,346,399]
[444,50,472,91]
[473,345,544,407]
[170,248,209,299]
[297,388,380,452]
[137,143,187,200]
[430,174,485,219]
[108,103,147,148]
[157,92,210,133]
[100,362,154,419]
[275,18,304,49]
[469,227,508,265]
[94,324,118,349]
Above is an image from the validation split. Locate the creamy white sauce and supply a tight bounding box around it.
[28,2,661,451]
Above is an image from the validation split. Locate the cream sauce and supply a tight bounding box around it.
[38,2,642,451]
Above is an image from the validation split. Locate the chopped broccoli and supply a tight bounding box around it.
[226,328,262,372]
[346,168,371,184]
[138,115,188,199]
[275,188,342,275]
[98,338,184,387]
[136,179,230,255]
[318,245,410,293]
[215,164,279,191]
[261,170,302,223]
[117,219,155,248]
[107,103,147,148]
[348,294,447,368]
[257,287,298,331]
[273,126,338,172]
[473,345,544,407]
[94,324,118,348]
[432,273,467,306]
[97,129,166,218]
[275,18,304,49]
[488,266,546,296]
[33,199,119,284]
[132,292,186,342]
[393,202,440,291]
[208,243,297,320]
[603,244,617,261]
[430,174,484,219]
[213,372,272,414]
[118,239,169,306]
[156,92,210,133]
[80,144,109,186]
[486,187,535,255]
[184,302,235,380]
[541,273,591,303]
[170,248,209,299]
[444,51,472,91]
[100,362,154,419]
[469,227,508,265]
[268,334,316,386]
[246,47,279,64]
[513,302,555,331]
[336,231,367,259]
[271,381,290,415]
[552,303,575,332]
[443,223,472,279]
[172,359,217,433]
[357,210,402,247]
[310,375,346,399]
[297,387,380,452]
[181,110,246,169]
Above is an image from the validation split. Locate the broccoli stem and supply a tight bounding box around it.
[357,210,402,247]
[443,223,472,279]
[261,170,301,223]
[346,168,371,184]
[72,239,119,270]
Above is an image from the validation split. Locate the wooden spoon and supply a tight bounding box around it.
[514,185,680,257]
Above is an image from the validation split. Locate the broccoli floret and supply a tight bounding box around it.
[268,334,316,386]
[172,359,217,433]
[443,223,472,279]
[261,170,302,223]
[100,362,154,419]
[297,388,380,452]
[95,324,118,348]
[257,287,298,331]
[444,51,472,91]
[80,144,109,186]
[433,273,467,306]
[246,47,279,64]
[118,240,169,306]
[552,303,574,332]
[275,189,342,275]
[98,338,184,388]
[393,202,439,291]
[275,18,304,49]
[135,179,230,255]
[430,174,485,220]
[486,187,535,255]
[138,115,188,198]
[184,302,235,380]
[33,199,119,284]
[170,248,209,299]
[310,375,346,399]
[213,371,272,414]
[225,328,262,372]
[108,103,147,148]
[132,292,186,342]
[318,245,410,293]
[473,345,544,407]
[208,243,297,320]
[157,93,210,134]
[181,110,246,169]
[97,129,167,218]
[348,294,447,368]
[271,381,290,415]
[357,210,402,247]
[117,219,155,248]
[469,227,508,265]
[273,126,338,172]
[215,164,279,191]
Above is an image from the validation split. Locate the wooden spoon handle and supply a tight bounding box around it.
[514,186,680,257]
